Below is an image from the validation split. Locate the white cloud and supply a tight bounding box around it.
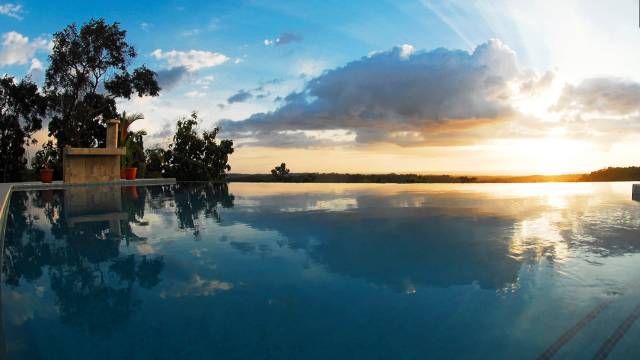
[140,22,151,32]
[0,3,23,19]
[151,49,229,72]
[28,57,42,71]
[27,57,42,79]
[399,44,414,59]
[0,31,50,66]
[185,90,206,98]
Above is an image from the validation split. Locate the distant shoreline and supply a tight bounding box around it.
[227,166,640,184]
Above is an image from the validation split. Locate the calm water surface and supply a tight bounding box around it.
[2,182,640,359]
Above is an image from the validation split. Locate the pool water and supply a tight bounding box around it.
[1,182,640,359]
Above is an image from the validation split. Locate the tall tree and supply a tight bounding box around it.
[45,18,160,157]
[0,76,47,182]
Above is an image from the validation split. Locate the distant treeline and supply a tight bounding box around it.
[228,166,640,184]
[228,173,478,183]
[579,167,640,182]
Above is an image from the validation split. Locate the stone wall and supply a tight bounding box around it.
[62,119,125,183]
[63,150,123,183]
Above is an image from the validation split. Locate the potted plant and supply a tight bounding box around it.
[118,112,146,180]
[32,141,59,183]
[122,130,147,180]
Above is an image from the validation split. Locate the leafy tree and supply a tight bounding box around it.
[144,147,165,178]
[164,112,234,181]
[45,18,160,164]
[0,75,47,182]
[271,163,290,180]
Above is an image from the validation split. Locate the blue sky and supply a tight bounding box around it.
[1,0,466,89]
[2,0,640,174]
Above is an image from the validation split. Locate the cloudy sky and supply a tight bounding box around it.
[1,0,640,175]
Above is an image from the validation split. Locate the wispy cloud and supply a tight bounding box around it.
[185,90,206,98]
[0,3,23,20]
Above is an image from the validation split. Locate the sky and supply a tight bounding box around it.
[1,0,640,175]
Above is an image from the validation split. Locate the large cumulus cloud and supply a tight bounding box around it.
[220,39,524,147]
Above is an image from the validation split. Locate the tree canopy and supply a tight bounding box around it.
[0,75,47,182]
[163,112,234,181]
[45,18,160,155]
[271,163,290,180]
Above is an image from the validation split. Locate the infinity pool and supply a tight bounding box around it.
[1,182,640,359]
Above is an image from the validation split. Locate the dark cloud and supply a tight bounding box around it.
[227,86,272,104]
[553,77,640,115]
[265,32,303,46]
[227,89,253,104]
[156,66,190,91]
[220,39,520,147]
[275,32,302,45]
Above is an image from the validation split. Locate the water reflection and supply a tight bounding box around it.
[1,183,234,339]
[228,206,520,290]
[2,182,640,359]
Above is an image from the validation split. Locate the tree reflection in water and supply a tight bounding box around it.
[171,183,235,236]
[1,183,235,334]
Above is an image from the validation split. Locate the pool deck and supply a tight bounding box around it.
[0,178,177,233]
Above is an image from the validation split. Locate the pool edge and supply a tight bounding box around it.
[0,178,178,233]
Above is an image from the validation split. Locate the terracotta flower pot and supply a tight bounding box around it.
[124,167,137,180]
[40,168,54,183]
[120,169,126,179]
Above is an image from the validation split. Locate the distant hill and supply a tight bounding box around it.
[227,166,640,184]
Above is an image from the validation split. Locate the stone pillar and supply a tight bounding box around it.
[106,119,120,149]
[633,184,640,201]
